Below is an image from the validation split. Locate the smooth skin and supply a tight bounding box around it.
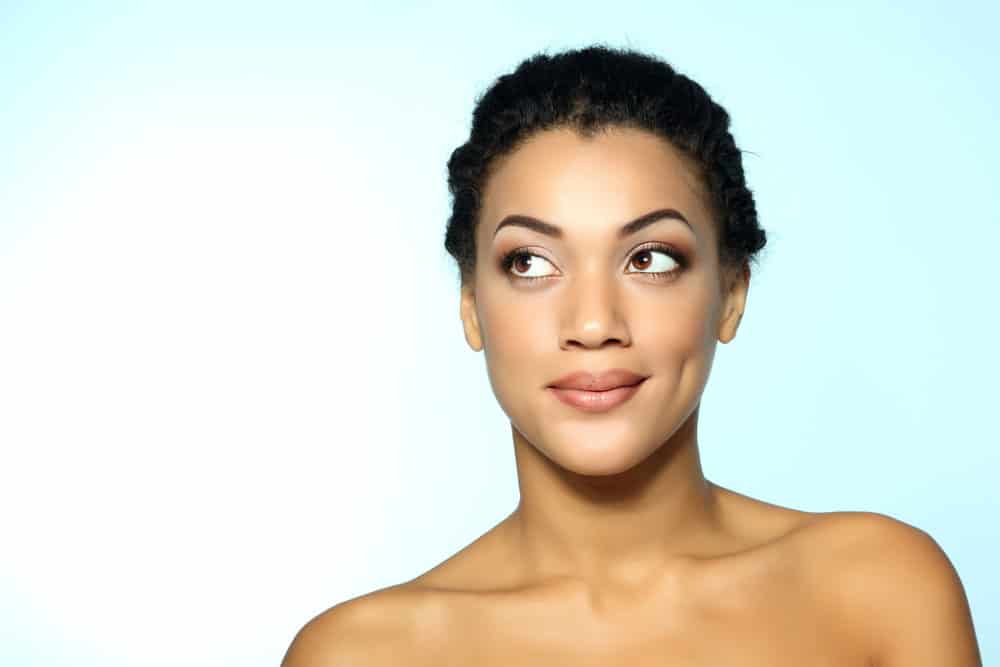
[282,127,981,666]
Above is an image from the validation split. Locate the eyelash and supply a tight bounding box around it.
[500,243,688,284]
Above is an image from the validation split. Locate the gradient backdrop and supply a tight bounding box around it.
[1,1,996,665]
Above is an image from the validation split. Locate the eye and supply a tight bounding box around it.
[626,243,686,280]
[500,243,687,281]
[501,250,557,281]
[501,243,688,283]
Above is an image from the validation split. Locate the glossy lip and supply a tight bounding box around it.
[548,368,648,392]
[547,378,647,413]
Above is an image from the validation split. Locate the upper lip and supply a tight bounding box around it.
[548,368,649,392]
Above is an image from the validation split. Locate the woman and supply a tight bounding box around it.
[283,45,981,665]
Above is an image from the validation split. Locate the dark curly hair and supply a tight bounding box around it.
[443,44,766,287]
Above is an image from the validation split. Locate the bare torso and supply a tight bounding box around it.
[324,485,879,665]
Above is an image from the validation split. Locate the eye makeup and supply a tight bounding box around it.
[499,241,689,284]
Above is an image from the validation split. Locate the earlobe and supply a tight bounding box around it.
[460,285,483,351]
[719,310,743,344]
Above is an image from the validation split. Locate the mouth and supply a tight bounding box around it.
[547,377,647,413]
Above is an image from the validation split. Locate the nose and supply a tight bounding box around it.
[559,271,631,349]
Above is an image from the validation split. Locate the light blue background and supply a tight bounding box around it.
[1,1,996,664]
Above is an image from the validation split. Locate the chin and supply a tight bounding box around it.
[535,422,657,477]
[556,455,643,478]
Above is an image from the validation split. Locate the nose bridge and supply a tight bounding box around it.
[561,264,628,348]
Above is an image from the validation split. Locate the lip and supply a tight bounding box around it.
[548,368,648,392]
[547,378,647,413]
[546,368,649,414]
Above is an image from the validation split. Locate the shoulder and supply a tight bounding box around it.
[801,511,981,666]
[280,583,445,667]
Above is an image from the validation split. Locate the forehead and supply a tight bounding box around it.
[480,127,713,237]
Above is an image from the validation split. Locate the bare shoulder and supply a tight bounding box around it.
[798,511,982,666]
[280,583,443,667]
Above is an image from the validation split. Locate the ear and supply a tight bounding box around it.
[718,261,750,344]
[459,283,484,351]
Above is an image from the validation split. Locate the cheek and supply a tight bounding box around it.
[647,289,721,401]
[479,290,550,365]
[475,287,558,415]
[636,288,712,350]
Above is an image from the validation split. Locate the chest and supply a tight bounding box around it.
[417,575,869,666]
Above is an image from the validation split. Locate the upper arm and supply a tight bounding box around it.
[280,587,428,667]
[833,513,982,667]
[280,602,368,667]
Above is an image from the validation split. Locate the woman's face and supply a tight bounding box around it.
[460,126,748,476]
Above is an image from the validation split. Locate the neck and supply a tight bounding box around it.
[506,405,724,591]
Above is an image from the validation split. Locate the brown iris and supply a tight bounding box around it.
[512,255,534,274]
[631,250,653,271]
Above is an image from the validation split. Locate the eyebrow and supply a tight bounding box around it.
[492,207,693,240]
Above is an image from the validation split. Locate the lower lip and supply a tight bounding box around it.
[547,379,646,413]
